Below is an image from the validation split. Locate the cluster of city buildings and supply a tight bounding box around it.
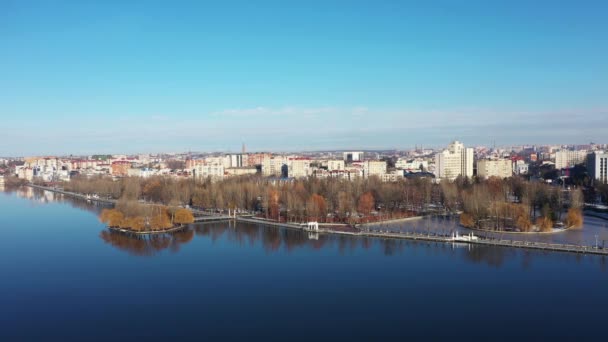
[3,141,608,185]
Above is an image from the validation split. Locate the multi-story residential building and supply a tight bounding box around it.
[193,162,224,181]
[381,172,403,182]
[228,154,245,168]
[513,159,529,175]
[262,155,289,176]
[434,141,474,180]
[395,158,428,172]
[111,161,132,177]
[247,153,271,166]
[555,150,587,169]
[225,166,258,177]
[288,158,311,178]
[127,168,155,178]
[587,152,608,184]
[327,160,345,171]
[477,159,513,179]
[362,160,387,178]
[16,167,34,181]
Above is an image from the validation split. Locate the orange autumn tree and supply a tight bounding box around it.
[306,194,327,222]
[460,213,475,228]
[268,189,280,220]
[357,192,375,216]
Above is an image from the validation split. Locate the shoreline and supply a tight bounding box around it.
[228,217,608,256]
[23,184,608,256]
[108,224,189,235]
[461,225,572,235]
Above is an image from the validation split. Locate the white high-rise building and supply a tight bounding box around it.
[555,150,587,169]
[587,152,608,184]
[434,141,474,180]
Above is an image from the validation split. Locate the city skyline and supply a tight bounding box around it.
[2,1,607,155]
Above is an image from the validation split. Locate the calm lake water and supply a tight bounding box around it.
[2,187,608,340]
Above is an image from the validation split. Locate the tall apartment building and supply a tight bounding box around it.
[477,159,513,179]
[555,150,587,169]
[434,141,474,180]
[587,152,608,184]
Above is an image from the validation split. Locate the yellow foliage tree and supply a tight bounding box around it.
[536,217,553,232]
[100,209,124,228]
[516,215,532,232]
[124,216,146,231]
[174,208,194,225]
[150,208,173,230]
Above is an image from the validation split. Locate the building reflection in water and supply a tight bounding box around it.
[7,187,110,216]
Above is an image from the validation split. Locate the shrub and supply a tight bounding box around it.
[516,215,532,232]
[460,213,475,228]
[536,217,553,232]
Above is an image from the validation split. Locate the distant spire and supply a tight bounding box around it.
[242,141,246,154]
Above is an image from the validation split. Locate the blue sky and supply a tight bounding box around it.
[1,0,607,156]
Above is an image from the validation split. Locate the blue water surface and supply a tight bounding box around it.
[1,188,607,341]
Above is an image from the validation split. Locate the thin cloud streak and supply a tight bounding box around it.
[2,105,606,155]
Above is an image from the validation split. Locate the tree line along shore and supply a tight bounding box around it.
[2,172,587,233]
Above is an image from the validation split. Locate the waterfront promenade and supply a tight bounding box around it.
[236,217,608,256]
[28,184,608,256]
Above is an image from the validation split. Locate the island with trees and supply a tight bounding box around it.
[99,201,194,233]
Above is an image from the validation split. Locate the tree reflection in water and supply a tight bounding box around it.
[99,229,194,256]
[92,221,605,270]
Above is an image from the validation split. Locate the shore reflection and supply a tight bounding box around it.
[6,186,109,216]
[100,229,195,256]
[98,221,607,271]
